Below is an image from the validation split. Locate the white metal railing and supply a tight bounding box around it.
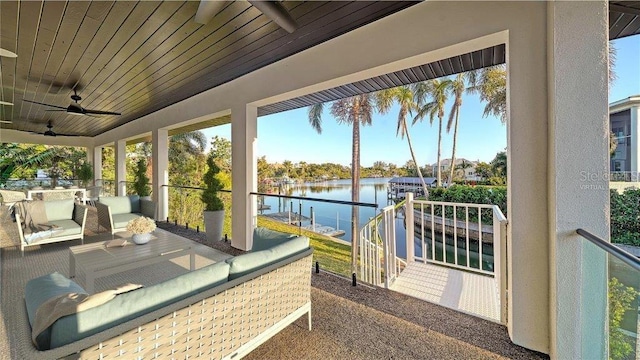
[359,203,406,287]
[407,196,506,276]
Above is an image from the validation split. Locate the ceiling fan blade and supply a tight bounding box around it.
[44,109,67,112]
[83,109,121,115]
[22,99,68,110]
[194,1,227,25]
[248,1,298,33]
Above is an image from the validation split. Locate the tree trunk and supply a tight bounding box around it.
[436,115,443,187]
[404,119,429,199]
[351,119,360,276]
[448,109,460,185]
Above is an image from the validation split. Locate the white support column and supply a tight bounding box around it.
[547,1,608,359]
[86,146,102,186]
[115,140,127,196]
[152,129,169,221]
[231,103,258,251]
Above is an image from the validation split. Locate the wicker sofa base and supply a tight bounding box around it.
[25,252,313,360]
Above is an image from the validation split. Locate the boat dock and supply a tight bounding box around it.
[262,212,345,237]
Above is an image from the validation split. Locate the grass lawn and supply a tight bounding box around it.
[257,216,353,278]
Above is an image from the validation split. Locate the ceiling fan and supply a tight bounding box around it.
[23,89,121,116]
[43,121,57,137]
[195,1,298,33]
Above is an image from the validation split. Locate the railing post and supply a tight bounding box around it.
[405,192,414,263]
[493,205,508,325]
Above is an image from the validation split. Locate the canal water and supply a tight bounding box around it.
[259,177,494,270]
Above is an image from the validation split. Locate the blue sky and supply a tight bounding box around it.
[203,36,640,167]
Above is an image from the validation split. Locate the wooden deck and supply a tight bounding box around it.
[389,262,501,323]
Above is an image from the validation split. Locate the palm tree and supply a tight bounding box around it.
[467,65,507,124]
[308,94,374,276]
[376,86,430,198]
[413,79,452,187]
[447,73,467,185]
[491,151,507,180]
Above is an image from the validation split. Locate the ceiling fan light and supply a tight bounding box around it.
[0,48,17,58]
[0,101,13,106]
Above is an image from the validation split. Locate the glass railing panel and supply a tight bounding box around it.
[608,252,640,360]
[254,192,377,280]
[166,185,232,239]
[578,229,640,359]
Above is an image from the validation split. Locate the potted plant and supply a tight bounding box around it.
[201,153,225,242]
[77,162,94,188]
[133,159,151,199]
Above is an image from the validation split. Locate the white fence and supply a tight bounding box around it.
[358,193,508,324]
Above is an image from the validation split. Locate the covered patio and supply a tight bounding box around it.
[1,1,636,358]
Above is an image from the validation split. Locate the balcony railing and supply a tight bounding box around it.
[576,229,640,360]
[359,201,406,287]
[611,171,640,182]
[250,191,378,280]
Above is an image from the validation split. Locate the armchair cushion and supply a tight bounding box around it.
[97,196,139,215]
[43,199,75,221]
[47,220,82,237]
[111,213,143,230]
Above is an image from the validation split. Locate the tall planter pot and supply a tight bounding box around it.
[204,210,225,242]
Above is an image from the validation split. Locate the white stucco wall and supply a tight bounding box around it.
[547,2,609,358]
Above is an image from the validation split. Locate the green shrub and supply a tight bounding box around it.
[610,189,640,245]
[201,154,224,211]
[609,277,638,360]
[133,159,151,197]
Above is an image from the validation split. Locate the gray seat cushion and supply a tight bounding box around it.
[252,227,297,252]
[49,261,231,349]
[227,235,310,280]
[47,219,82,237]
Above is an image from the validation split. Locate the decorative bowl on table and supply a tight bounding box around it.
[131,232,152,245]
[126,217,157,245]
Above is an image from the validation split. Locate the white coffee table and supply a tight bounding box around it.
[69,229,195,293]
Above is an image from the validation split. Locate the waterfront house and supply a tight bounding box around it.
[0,1,634,358]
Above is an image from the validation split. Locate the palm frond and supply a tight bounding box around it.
[308,103,324,134]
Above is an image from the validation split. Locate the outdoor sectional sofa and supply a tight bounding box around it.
[95,195,156,234]
[21,228,313,359]
[15,199,89,255]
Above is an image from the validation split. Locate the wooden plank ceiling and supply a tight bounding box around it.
[0,1,417,137]
[0,1,637,138]
[610,2,640,40]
